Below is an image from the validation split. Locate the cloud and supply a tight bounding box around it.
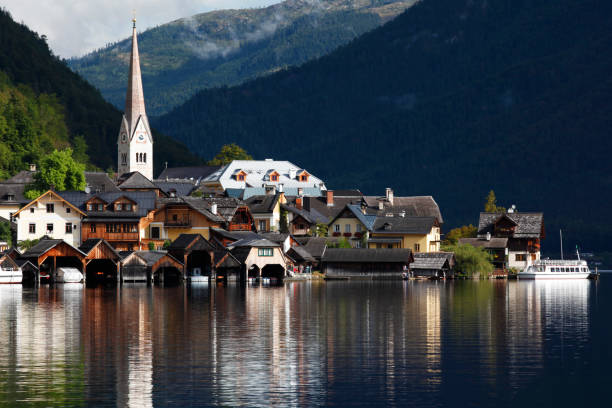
[1,0,282,58]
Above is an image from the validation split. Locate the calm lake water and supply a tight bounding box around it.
[0,278,610,407]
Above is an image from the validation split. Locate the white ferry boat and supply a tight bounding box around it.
[518,259,591,279]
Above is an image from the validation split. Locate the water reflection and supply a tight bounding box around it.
[0,279,600,407]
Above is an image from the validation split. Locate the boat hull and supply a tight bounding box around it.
[518,272,590,279]
[0,273,22,284]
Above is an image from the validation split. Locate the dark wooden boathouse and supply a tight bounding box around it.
[79,239,122,282]
[321,248,414,279]
[120,251,184,283]
[410,252,455,279]
[22,238,86,282]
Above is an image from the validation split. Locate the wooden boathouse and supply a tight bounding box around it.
[321,248,414,279]
[79,239,122,281]
[120,251,184,283]
[410,252,455,279]
[22,238,86,282]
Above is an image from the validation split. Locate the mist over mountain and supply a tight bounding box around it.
[154,0,612,254]
[68,0,416,116]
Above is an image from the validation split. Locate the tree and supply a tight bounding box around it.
[24,148,86,199]
[18,238,40,251]
[484,190,506,213]
[315,223,328,237]
[279,208,289,233]
[207,143,252,165]
[443,224,477,245]
[0,221,11,245]
[444,243,493,277]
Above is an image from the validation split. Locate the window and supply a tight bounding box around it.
[121,153,127,165]
[151,227,160,239]
[87,204,93,211]
[97,204,103,211]
[136,152,139,162]
[299,224,306,231]
[29,224,36,234]
[515,254,526,261]
[30,208,35,213]
[300,175,308,182]
[345,224,351,233]
[259,220,267,231]
[334,224,340,232]
[66,207,71,213]
[65,223,73,234]
[46,223,53,233]
[414,243,420,252]
[116,203,122,211]
[238,174,245,181]
[46,203,54,213]
[90,224,96,233]
[271,174,279,182]
[125,203,132,211]
[258,248,273,257]
[356,224,362,232]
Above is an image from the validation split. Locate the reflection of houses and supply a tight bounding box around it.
[458,236,508,272]
[410,252,455,278]
[12,190,85,247]
[228,238,288,280]
[321,248,414,279]
[477,211,544,269]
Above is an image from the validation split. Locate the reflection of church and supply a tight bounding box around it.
[117,18,153,180]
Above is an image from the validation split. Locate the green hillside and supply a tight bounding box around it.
[155,0,612,253]
[68,0,416,116]
[0,8,201,179]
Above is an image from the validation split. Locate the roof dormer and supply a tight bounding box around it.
[85,196,108,212]
[266,170,280,182]
[111,196,138,212]
[296,169,310,182]
[233,169,247,182]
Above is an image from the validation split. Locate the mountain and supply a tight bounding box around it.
[0,9,201,178]
[68,0,417,116]
[154,0,612,254]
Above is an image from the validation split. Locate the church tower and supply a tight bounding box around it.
[117,18,153,180]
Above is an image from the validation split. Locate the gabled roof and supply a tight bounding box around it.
[372,216,437,235]
[281,204,328,225]
[168,234,216,252]
[294,236,339,260]
[117,172,158,189]
[22,238,86,258]
[245,194,282,214]
[328,204,377,231]
[363,195,443,223]
[3,170,35,184]
[0,182,29,204]
[477,212,544,238]
[84,172,121,193]
[153,180,197,197]
[13,190,87,217]
[322,248,413,263]
[59,190,157,219]
[78,239,121,258]
[411,252,454,270]
[228,237,280,248]
[259,232,291,244]
[287,246,316,263]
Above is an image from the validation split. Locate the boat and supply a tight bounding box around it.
[518,259,591,279]
[0,266,22,284]
[55,267,84,283]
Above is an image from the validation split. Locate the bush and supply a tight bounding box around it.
[148,241,155,251]
[443,243,493,277]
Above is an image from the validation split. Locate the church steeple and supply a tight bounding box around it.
[117,17,154,180]
[125,17,147,131]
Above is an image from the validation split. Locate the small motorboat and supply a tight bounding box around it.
[55,267,84,283]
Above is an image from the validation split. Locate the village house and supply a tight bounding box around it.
[245,193,286,232]
[227,237,289,281]
[368,215,441,252]
[475,210,544,270]
[12,190,85,247]
[200,159,327,199]
[327,204,377,247]
[0,166,37,222]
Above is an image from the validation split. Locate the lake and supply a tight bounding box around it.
[0,278,610,407]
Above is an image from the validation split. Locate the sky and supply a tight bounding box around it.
[2,0,282,58]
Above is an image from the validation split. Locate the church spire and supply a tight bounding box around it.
[124,17,146,132]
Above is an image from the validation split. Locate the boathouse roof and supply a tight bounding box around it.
[168,234,216,251]
[411,252,455,270]
[322,248,413,263]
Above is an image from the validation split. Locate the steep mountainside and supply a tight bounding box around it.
[0,9,201,178]
[68,0,416,115]
[155,0,612,253]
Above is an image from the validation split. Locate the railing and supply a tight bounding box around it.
[165,218,191,227]
[82,231,139,241]
[229,223,252,231]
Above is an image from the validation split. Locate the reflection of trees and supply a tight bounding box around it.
[0,285,85,407]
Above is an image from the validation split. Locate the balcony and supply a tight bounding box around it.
[229,223,252,231]
[165,217,191,227]
[343,232,352,237]
[82,230,139,242]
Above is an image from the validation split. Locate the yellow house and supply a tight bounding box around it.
[368,215,441,253]
[327,204,376,248]
[245,193,286,232]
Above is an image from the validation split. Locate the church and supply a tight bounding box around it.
[117,18,153,180]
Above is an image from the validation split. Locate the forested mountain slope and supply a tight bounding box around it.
[155,0,612,253]
[68,0,416,115]
[0,9,201,178]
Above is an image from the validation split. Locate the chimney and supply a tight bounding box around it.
[296,197,303,210]
[29,164,36,172]
[326,190,334,206]
[289,169,297,179]
[385,188,394,205]
[486,232,491,241]
[361,202,367,215]
[298,187,303,196]
[278,184,283,193]
[211,203,218,215]
[378,201,384,211]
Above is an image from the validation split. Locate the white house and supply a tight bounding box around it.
[12,190,85,247]
[201,159,326,199]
